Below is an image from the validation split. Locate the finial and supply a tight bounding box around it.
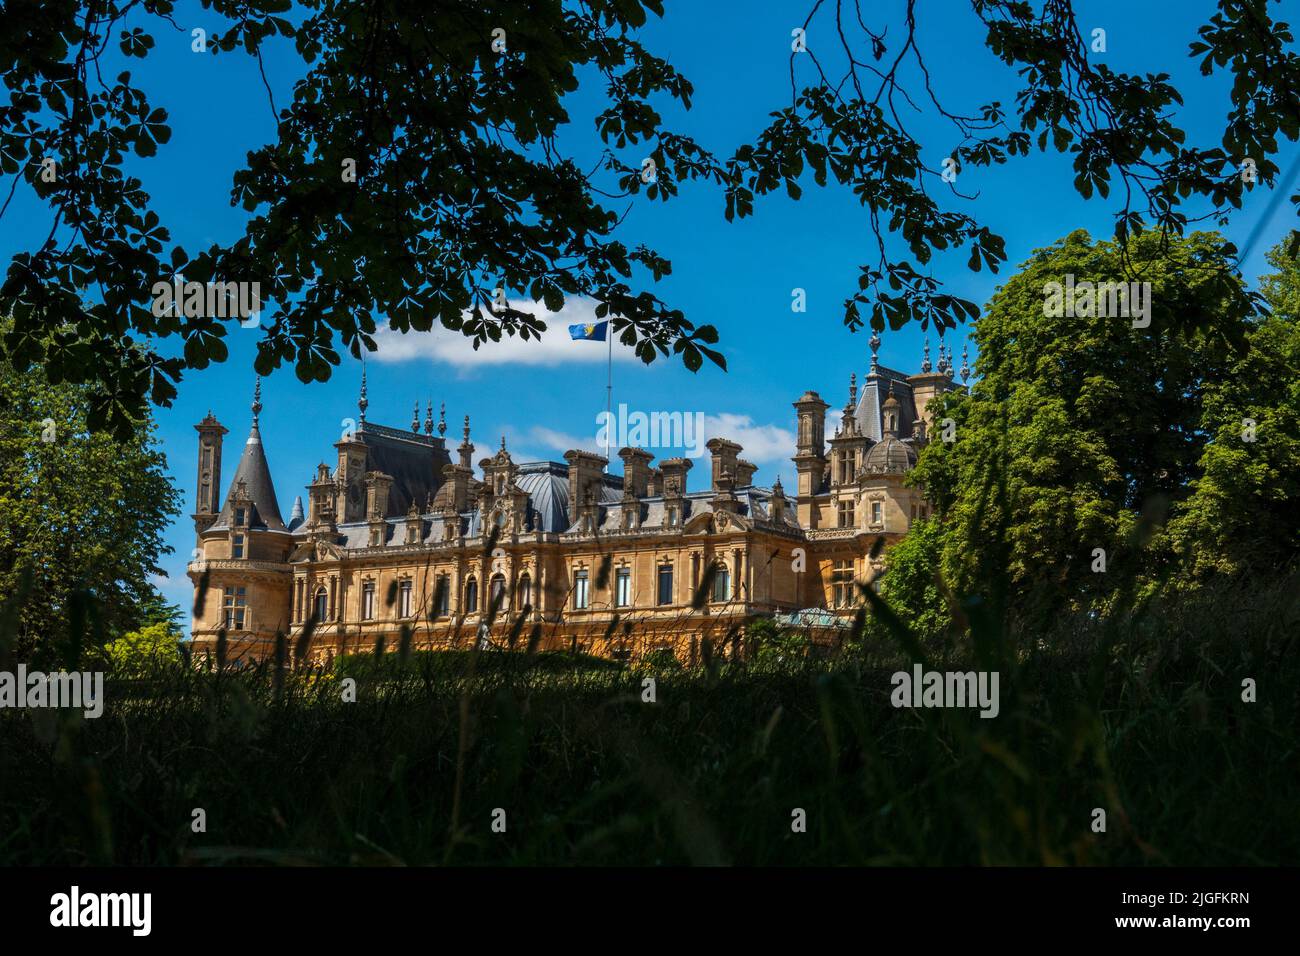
[358,364,368,423]
[462,414,471,444]
[500,435,506,451]
[960,343,970,384]
[423,400,433,436]
[412,400,421,432]
[869,330,881,373]
[251,377,262,425]
[922,337,932,374]
[773,475,784,492]
[849,371,857,407]
[438,401,447,438]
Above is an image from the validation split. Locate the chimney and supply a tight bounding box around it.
[618,447,655,497]
[364,471,393,519]
[705,438,743,491]
[735,459,758,488]
[659,457,692,497]
[442,462,471,513]
[564,450,608,517]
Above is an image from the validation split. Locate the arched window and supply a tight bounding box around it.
[711,563,730,603]
[434,574,450,617]
[517,573,531,611]
[313,587,328,623]
[464,577,478,614]
[489,574,506,612]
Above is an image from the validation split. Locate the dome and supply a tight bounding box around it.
[861,436,917,475]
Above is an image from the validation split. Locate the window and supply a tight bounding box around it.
[407,524,419,543]
[222,586,246,629]
[464,577,478,614]
[831,561,855,608]
[666,506,677,526]
[711,564,730,603]
[398,580,412,618]
[361,582,376,620]
[314,587,328,623]
[490,574,506,612]
[231,534,245,559]
[233,507,246,526]
[838,500,855,527]
[657,565,673,606]
[838,450,856,483]
[610,647,631,663]
[615,567,631,607]
[434,575,450,617]
[573,570,589,609]
[516,573,531,611]
[871,501,882,524]
[370,528,382,547]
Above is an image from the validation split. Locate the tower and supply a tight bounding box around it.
[193,411,228,533]
[792,390,830,527]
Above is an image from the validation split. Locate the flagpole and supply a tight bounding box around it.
[604,322,612,471]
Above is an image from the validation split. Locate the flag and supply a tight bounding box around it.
[568,320,608,342]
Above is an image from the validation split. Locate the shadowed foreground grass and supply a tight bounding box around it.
[1,572,1297,866]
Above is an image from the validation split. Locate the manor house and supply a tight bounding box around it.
[187,335,967,665]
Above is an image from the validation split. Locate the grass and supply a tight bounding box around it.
[0,569,1297,866]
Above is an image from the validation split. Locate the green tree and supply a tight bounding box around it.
[910,229,1259,622]
[104,619,184,677]
[873,518,952,646]
[1163,239,1300,582]
[0,341,181,662]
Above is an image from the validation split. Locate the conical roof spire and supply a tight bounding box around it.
[219,380,286,531]
[358,363,368,424]
[251,377,263,426]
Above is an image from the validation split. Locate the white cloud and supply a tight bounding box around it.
[701,414,795,464]
[524,425,599,454]
[371,297,638,369]
[514,413,794,465]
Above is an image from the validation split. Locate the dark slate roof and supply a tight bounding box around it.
[355,421,452,518]
[210,421,286,532]
[855,366,919,442]
[512,461,623,533]
[862,435,918,474]
[514,462,570,533]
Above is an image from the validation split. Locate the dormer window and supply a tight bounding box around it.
[234,507,246,526]
[370,529,381,547]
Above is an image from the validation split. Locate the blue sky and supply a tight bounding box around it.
[2,0,1296,623]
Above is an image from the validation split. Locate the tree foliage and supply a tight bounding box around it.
[872,518,951,646]
[910,229,1279,620]
[0,335,181,661]
[1,1,1297,436]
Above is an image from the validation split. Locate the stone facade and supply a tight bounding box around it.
[187,338,966,666]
